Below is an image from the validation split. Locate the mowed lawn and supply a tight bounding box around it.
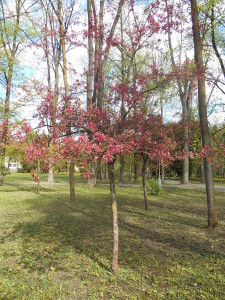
[0,174,225,299]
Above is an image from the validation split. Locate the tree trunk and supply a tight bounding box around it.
[210,0,225,79]
[48,166,54,184]
[88,161,97,187]
[142,158,148,210]
[119,155,125,184]
[181,105,189,184]
[37,161,40,194]
[69,162,75,202]
[108,160,119,276]
[200,159,205,183]
[0,173,3,186]
[148,164,152,180]
[128,155,132,182]
[190,0,218,228]
[134,155,140,183]
[56,0,75,201]
[165,0,191,185]
[161,163,165,184]
[100,161,105,181]
[87,0,94,107]
[105,164,109,181]
[0,0,21,187]
[134,160,138,183]
[181,155,189,184]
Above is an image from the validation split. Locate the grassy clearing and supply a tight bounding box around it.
[4,172,85,184]
[0,176,225,299]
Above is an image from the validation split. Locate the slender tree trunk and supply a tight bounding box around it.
[210,0,225,79]
[108,160,119,275]
[181,116,189,184]
[119,155,125,184]
[88,161,97,187]
[134,159,138,183]
[69,162,75,202]
[160,93,165,185]
[37,161,40,194]
[87,0,94,107]
[55,0,75,201]
[148,164,152,179]
[165,0,191,185]
[105,164,109,181]
[190,0,218,228]
[142,157,148,210]
[200,159,205,183]
[100,161,105,181]
[0,0,21,186]
[87,0,125,186]
[161,163,165,184]
[0,174,3,186]
[48,165,54,183]
[129,155,131,182]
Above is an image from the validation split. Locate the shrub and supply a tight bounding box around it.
[147,179,163,195]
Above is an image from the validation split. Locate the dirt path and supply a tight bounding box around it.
[117,180,225,192]
[4,179,225,192]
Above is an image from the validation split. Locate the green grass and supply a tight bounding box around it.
[4,172,86,184]
[190,177,225,185]
[0,177,224,299]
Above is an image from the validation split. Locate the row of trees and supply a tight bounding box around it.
[1,0,225,274]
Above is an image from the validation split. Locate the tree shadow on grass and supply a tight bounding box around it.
[3,183,224,280]
[9,189,113,273]
[119,219,225,259]
[4,183,58,193]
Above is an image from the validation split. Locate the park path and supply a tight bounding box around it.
[4,179,225,192]
[118,180,225,192]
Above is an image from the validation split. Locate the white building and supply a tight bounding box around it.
[5,157,22,172]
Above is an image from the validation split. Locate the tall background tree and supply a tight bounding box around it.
[190,0,218,228]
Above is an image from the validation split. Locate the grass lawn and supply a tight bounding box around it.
[0,175,224,299]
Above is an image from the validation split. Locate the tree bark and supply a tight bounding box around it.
[87,0,125,186]
[210,0,225,79]
[128,155,132,182]
[55,0,75,201]
[142,157,148,210]
[161,163,165,184]
[134,159,138,183]
[87,0,94,107]
[46,7,61,184]
[88,161,97,187]
[200,159,205,183]
[0,0,21,185]
[190,0,218,228]
[48,165,54,183]
[0,174,3,186]
[119,155,125,184]
[105,163,109,181]
[69,162,75,202]
[165,0,192,185]
[37,161,40,194]
[108,160,119,276]
[181,116,189,184]
[100,160,105,181]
